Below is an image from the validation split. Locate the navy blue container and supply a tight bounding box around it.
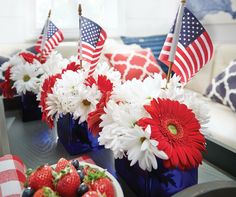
[115,157,198,197]
[21,92,42,122]
[57,114,100,155]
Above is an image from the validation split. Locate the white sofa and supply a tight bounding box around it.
[1,41,236,161]
[185,44,236,154]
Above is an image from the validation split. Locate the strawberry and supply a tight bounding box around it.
[90,177,115,197]
[84,167,115,197]
[28,165,54,191]
[55,158,73,172]
[33,187,58,197]
[82,191,100,197]
[54,165,81,197]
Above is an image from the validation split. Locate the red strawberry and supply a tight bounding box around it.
[33,187,58,197]
[82,191,99,197]
[28,165,54,191]
[55,158,75,172]
[84,167,115,197]
[90,177,115,197]
[54,166,81,197]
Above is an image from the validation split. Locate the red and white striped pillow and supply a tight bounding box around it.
[105,49,165,81]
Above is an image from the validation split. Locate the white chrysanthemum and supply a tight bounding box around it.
[112,74,162,105]
[99,100,148,158]
[123,125,168,171]
[46,92,65,121]
[94,62,121,86]
[160,74,184,101]
[73,84,101,123]
[11,62,43,94]
[52,70,84,112]
[41,51,69,79]
[183,91,210,136]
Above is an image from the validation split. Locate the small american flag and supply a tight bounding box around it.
[35,20,64,61]
[78,16,107,75]
[159,7,213,84]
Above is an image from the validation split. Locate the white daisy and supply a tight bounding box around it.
[112,73,162,105]
[183,91,210,136]
[99,100,148,158]
[41,51,69,80]
[123,125,168,171]
[73,84,102,123]
[11,62,43,94]
[160,74,184,101]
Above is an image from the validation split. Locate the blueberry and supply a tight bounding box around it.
[77,170,85,182]
[77,183,89,196]
[71,159,80,170]
[22,187,35,197]
[78,165,84,171]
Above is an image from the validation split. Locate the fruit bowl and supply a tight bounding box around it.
[22,159,124,197]
[75,162,124,197]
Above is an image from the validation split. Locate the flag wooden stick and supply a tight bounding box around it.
[40,9,52,62]
[166,0,186,87]
[78,4,83,67]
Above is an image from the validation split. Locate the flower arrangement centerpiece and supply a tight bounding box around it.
[0,51,68,121]
[39,59,121,155]
[97,74,209,196]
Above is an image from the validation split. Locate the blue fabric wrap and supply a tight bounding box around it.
[57,114,102,155]
[21,92,42,122]
[115,157,198,197]
[121,35,169,74]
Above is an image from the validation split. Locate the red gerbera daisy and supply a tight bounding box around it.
[138,98,206,170]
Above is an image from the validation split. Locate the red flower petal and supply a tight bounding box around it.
[138,98,205,169]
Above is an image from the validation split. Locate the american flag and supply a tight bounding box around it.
[159,7,213,84]
[35,20,64,61]
[78,16,107,75]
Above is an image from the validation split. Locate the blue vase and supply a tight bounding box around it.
[21,92,42,122]
[56,114,100,155]
[115,157,198,197]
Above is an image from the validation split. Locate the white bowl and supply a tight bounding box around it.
[79,162,124,197]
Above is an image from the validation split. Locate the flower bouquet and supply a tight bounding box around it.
[39,59,121,155]
[0,51,68,122]
[97,74,209,196]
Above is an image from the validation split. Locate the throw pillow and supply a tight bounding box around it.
[105,49,165,81]
[26,46,39,55]
[205,60,236,112]
[121,35,169,73]
[0,56,9,67]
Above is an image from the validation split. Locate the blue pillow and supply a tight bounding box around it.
[26,46,39,55]
[0,56,9,67]
[121,35,169,74]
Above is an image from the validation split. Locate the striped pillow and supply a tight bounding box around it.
[121,35,169,73]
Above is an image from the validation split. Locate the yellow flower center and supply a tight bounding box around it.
[23,74,30,82]
[140,137,146,143]
[168,124,178,135]
[82,99,91,106]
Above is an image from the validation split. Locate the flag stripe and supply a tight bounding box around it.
[158,7,213,83]
[78,16,107,75]
[35,20,64,60]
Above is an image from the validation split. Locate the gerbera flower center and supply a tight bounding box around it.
[82,99,91,106]
[163,118,184,139]
[23,74,30,82]
[167,124,178,135]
